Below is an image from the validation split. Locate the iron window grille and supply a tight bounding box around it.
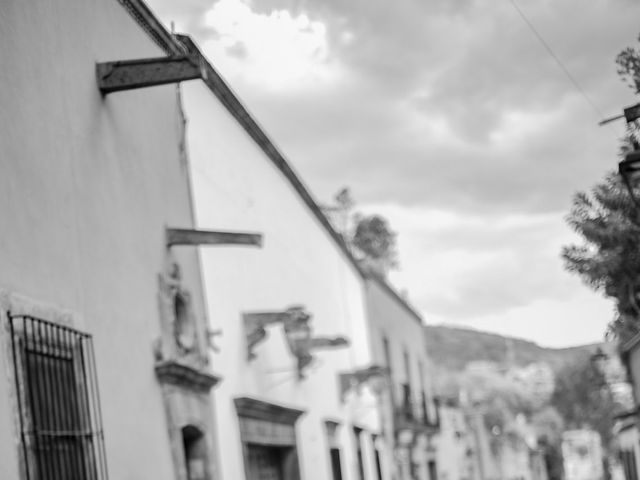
[8,313,108,480]
[400,383,414,422]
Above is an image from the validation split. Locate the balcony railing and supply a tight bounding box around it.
[422,393,440,429]
[393,385,440,435]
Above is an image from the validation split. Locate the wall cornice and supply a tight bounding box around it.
[234,397,305,425]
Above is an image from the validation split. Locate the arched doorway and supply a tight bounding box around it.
[182,425,208,480]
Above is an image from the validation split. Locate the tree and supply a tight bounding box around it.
[532,406,565,446]
[562,33,640,341]
[352,214,399,276]
[616,34,640,152]
[454,364,534,433]
[550,354,617,451]
[562,172,640,342]
[323,188,400,276]
[616,33,640,95]
[321,187,355,239]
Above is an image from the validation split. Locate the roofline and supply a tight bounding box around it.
[365,273,424,326]
[116,0,365,280]
[116,0,184,55]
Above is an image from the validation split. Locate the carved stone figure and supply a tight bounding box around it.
[157,260,200,363]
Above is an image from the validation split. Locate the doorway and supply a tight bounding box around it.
[246,444,300,480]
[182,425,208,480]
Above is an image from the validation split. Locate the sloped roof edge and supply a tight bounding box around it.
[116,0,184,55]
[116,0,365,279]
[118,1,429,328]
[365,271,424,326]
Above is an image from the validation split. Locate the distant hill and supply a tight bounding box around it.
[425,325,603,372]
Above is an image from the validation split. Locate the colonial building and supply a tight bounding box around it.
[364,274,440,480]
[0,1,225,479]
[1,2,448,480]
[178,39,393,478]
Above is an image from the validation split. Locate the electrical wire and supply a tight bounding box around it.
[509,0,607,122]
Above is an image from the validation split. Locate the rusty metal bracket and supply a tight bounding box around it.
[96,55,204,94]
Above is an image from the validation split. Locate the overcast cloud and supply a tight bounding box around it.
[148,0,639,347]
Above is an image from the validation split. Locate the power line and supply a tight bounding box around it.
[509,0,607,121]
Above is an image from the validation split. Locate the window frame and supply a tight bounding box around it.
[8,312,108,480]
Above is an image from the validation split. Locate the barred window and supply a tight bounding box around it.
[8,313,108,480]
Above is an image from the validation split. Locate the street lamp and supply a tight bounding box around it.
[618,150,640,209]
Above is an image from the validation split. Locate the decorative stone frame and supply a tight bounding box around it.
[234,397,305,480]
[0,290,82,480]
[157,379,220,480]
[154,257,222,480]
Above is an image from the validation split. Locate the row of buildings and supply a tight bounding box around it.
[0,1,552,480]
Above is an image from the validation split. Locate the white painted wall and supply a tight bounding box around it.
[0,2,207,479]
[365,277,436,480]
[182,80,380,480]
[366,279,435,414]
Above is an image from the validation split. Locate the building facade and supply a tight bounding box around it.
[0,2,451,480]
[0,1,222,479]
[177,35,395,480]
[364,275,440,480]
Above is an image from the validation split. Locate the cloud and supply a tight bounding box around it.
[361,205,576,317]
[145,0,640,345]
[162,0,639,215]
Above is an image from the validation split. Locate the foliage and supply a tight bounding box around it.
[456,364,534,433]
[424,325,596,372]
[532,406,565,446]
[334,187,355,212]
[323,188,399,275]
[352,214,399,274]
[562,172,640,342]
[549,354,617,451]
[616,33,640,95]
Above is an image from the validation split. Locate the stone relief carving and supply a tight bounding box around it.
[243,306,310,361]
[243,306,349,379]
[155,260,205,366]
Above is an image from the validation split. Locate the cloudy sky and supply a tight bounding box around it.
[148,0,640,347]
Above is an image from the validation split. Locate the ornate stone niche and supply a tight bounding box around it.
[154,258,221,480]
[155,260,208,367]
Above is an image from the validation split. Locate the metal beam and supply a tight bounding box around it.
[625,103,640,123]
[166,228,263,248]
[96,56,203,94]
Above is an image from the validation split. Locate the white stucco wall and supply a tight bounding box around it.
[0,2,207,479]
[357,276,437,480]
[182,80,380,480]
[365,279,434,413]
